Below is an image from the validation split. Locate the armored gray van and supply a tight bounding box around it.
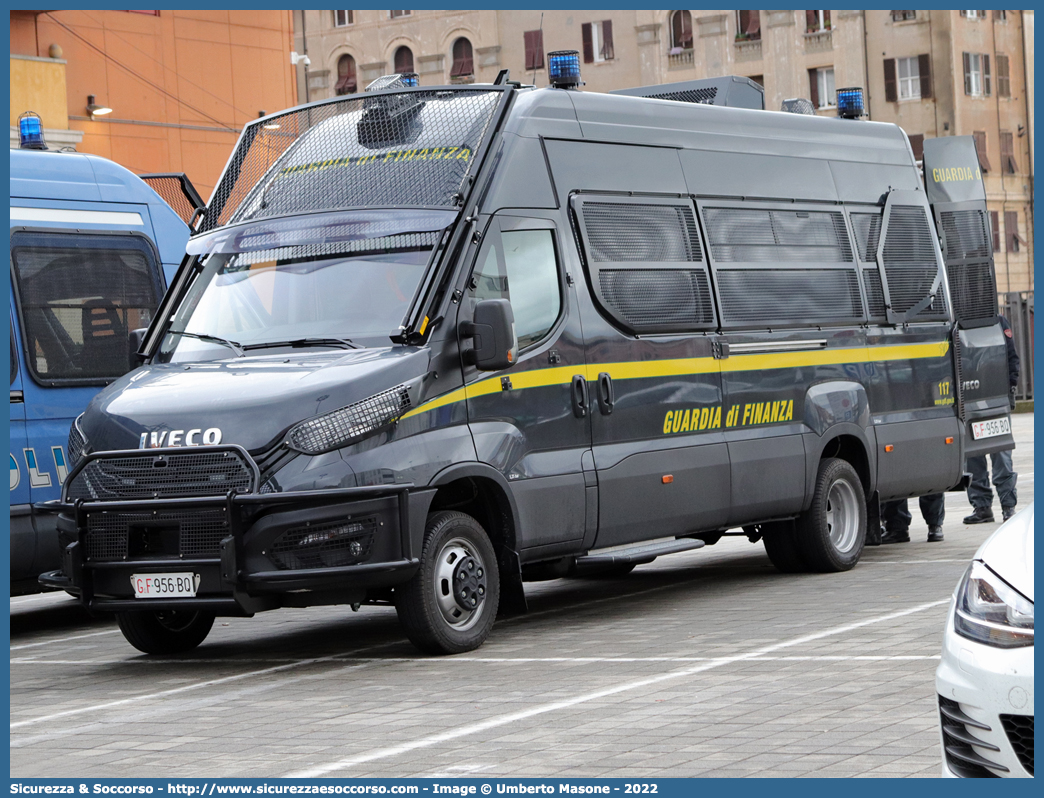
[42,65,1012,655]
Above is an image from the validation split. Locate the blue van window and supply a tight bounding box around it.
[10,319,18,385]
[10,231,162,385]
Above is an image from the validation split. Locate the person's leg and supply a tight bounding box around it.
[964,456,995,523]
[920,493,945,541]
[881,499,911,543]
[990,449,1018,520]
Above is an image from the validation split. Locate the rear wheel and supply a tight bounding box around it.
[795,458,866,572]
[116,609,215,655]
[395,511,500,655]
[762,521,808,573]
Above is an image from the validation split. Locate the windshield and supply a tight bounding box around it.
[158,211,450,362]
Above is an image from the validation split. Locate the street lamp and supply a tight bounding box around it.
[86,95,112,119]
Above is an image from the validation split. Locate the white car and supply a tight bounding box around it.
[936,502,1034,777]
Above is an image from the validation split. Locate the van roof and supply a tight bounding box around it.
[505,88,914,168]
[9,148,189,265]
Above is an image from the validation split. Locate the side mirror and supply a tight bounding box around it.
[461,299,517,371]
[128,328,148,370]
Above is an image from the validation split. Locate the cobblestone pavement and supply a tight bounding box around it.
[10,413,1033,778]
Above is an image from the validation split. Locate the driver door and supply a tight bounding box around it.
[461,214,593,554]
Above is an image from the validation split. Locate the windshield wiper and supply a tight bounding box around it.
[169,330,244,357]
[241,338,361,352]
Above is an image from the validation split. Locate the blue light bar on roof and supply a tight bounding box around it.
[837,87,864,119]
[18,111,47,150]
[548,50,582,89]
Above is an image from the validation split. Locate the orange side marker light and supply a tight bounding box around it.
[884,445,894,453]
[945,437,954,444]
[662,475,674,484]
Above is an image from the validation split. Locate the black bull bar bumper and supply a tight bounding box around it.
[37,485,433,615]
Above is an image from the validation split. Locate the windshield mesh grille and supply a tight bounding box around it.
[202,88,504,232]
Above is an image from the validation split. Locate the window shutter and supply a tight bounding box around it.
[808,68,820,108]
[973,131,992,172]
[991,211,1000,251]
[824,10,830,26]
[1005,211,1018,252]
[908,134,924,161]
[918,53,932,99]
[602,20,614,59]
[978,10,987,19]
[883,59,897,102]
[997,54,1010,97]
[1001,131,1017,173]
[983,53,991,95]
[963,52,972,95]
[806,10,817,29]
[680,11,692,47]
[582,22,593,63]
[524,30,544,70]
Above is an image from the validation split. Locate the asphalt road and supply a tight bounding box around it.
[9,412,1033,778]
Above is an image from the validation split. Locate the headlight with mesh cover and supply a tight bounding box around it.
[285,385,411,455]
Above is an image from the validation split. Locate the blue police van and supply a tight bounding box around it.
[9,146,192,592]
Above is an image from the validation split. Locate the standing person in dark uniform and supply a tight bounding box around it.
[963,315,1021,523]
[880,493,945,544]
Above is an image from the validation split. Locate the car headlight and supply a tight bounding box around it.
[954,560,1034,648]
[285,385,411,455]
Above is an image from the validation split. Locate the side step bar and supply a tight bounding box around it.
[574,538,705,570]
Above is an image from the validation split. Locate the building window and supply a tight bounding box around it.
[335,54,357,95]
[805,10,830,33]
[394,45,413,75]
[450,37,474,81]
[891,10,916,22]
[991,211,1000,251]
[669,10,693,51]
[996,54,1011,97]
[1001,131,1018,174]
[885,54,932,101]
[973,131,992,172]
[897,56,921,99]
[582,20,615,63]
[960,10,988,19]
[808,66,835,108]
[748,74,764,89]
[334,10,353,27]
[1005,211,1023,253]
[390,10,411,19]
[737,11,761,41]
[963,52,991,96]
[994,10,1007,21]
[524,29,544,71]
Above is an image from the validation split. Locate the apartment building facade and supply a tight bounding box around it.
[10,10,298,200]
[292,9,1032,292]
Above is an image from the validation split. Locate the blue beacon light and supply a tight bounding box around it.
[836,87,864,119]
[400,72,419,87]
[18,111,47,150]
[548,50,582,89]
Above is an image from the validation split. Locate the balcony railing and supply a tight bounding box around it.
[734,38,762,61]
[668,48,694,69]
[804,29,833,52]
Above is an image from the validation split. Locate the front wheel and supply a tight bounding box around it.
[395,511,500,655]
[116,609,215,655]
[795,458,866,572]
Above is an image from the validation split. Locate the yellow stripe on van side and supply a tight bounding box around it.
[398,340,949,419]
